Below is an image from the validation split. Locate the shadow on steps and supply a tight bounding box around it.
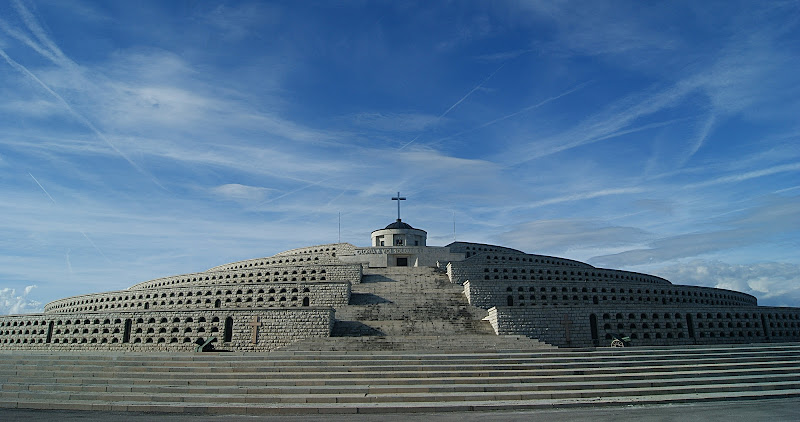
[361,274,395,283]
[348,293,392,305]
[331,321,385,337]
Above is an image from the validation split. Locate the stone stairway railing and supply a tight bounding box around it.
[0,343,799,414]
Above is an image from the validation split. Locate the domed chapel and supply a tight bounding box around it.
[1,194,798,352]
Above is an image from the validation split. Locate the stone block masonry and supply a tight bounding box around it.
[488,305,800,348]
[0,307,333,352]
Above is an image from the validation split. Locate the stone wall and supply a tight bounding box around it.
[487,305,800,348]
[45,282,351,314]
[0,308,333,352]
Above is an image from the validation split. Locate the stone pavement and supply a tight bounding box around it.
[1,397,798,421]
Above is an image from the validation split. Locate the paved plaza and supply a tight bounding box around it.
[1,397,798,422]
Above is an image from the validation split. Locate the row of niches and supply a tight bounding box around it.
[0,316,227,346]
[505,293,744,308]
[130,266,340,290]
[456,244,527,259]
[599,311,800,321]
[274,244,346,258]
[598,330,769,341]
[46,282,349,313]
[484,267,665,285]
[594,311,800,342]
[499,283,754,306]
[47,294,315,314]
[215,246,341,271]
[477,253,586,268]
[598,327,799,341]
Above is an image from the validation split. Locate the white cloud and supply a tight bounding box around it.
[211,184,275,202]
[591,195,800,267]
[656,260,800,307]
[498,219,652,255]
[0,285,41,315]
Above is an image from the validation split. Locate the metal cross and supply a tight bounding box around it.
[561,314,573,345]
[392,192,406,220]
[249,316,263,344]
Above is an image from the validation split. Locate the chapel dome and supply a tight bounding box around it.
[384,219,414,230]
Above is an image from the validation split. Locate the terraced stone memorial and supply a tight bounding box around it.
[1,212,799,414]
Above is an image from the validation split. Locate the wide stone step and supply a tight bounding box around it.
[2,359,798,386]
[1,343,798,363]
[3,370,800,395]
[1,379,799,406]
[2,388,800,415]
[5,358,799,382]
[3,362,797,385]
[1,345,798,367]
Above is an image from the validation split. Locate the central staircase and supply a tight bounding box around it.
[284,266,550,351]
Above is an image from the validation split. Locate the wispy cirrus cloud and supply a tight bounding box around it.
[657,260,800,308]
[682,162,800,190]
[210,184,276,202]
[497,1,800,166]
[498,219,652,255]
[591,195,800,268]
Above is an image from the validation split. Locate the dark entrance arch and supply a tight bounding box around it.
[223,317,233,342]
[590,314,599,346]
[122,319,132,343]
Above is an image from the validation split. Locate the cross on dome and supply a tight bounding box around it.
[392,192,406,221]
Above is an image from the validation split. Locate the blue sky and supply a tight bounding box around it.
[1,0,799,314]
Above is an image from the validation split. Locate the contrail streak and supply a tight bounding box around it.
[65,248,73,274]
[0,47,167,191]
[29,172,56,204]
[12,0,68,63]
[439,63,506,119]
[686,113,715,162]
[29,172,112,263]
[261,177,334,205]
[436,80,592,144]
[0,18,61,64]
[81,231,112,263]
[399,63,507,151]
